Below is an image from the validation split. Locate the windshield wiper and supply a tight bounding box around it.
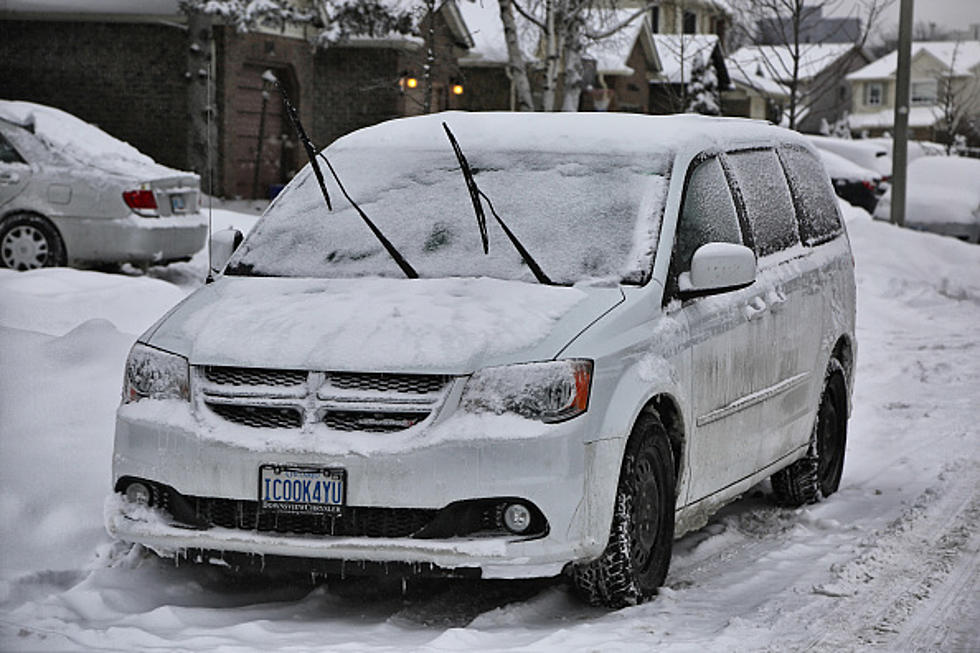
[316,151,418,279]
[442,123,553,285]
[275,80,331,211]
[275,82,416,279]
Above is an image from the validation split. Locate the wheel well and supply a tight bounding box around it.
[831,334,853,382]
[643,394,685,495]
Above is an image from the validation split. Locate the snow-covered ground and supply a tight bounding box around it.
[1,203,978,651]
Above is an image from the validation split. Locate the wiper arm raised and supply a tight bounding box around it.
[442,123,553,285]
[275,81,416,279]
[276,80,331,211]
[316,152,418,279]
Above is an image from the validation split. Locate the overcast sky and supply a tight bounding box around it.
[830,0,980,38]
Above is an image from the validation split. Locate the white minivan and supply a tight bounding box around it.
[108,113,856,608]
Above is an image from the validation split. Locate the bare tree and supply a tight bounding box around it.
[509,0,655,111]
[937,41,980,152]
[498,0,535,110]
[729,0,890,130]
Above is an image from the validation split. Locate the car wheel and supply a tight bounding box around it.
[771,362,848,506]
[571,411,675,608]
[0,213,67,270]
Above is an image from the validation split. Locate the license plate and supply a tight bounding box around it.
[259,465,346,514]
[170,194,186,212]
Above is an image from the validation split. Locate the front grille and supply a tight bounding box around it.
[197,367,453,432]
[207,403,303,429]
[322,410,430,433]
[326,372,449,394]
[191,496,437,537]
[204,366,307,387]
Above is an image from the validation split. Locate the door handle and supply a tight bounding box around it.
[744,296,768,321]
[0,171,20,184]
[766,288,788,313]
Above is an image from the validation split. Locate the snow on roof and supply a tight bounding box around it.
[728,43,858,83]
[846,41,980,81]
[727,61,790,98]
[332,111,809,156]
[0,100,184,179]
[848,106,944,130]
[586,9,655,76]
[652,35,719,84]
[457,0,512,65]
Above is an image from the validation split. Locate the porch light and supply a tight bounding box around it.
[452,83,464,96]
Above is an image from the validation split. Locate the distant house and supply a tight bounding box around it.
[846,41,980,143]
[584,12,661,113]
[649,34,729,114]
[723,61,790,124]
[727,43,870,132]
[756,5,861,46]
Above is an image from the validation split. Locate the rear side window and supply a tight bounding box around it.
[777,146,844,245]
[672,156,742,274]
[0,132,26,164]
[725,149,800,257]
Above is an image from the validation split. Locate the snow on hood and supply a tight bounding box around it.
[144,276,623,373]
[0,100,187,180]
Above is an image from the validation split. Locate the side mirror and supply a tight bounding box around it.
[678,242,756,296]
[209,228,243,276]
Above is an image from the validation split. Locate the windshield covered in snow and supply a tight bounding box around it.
[226,147,670,285]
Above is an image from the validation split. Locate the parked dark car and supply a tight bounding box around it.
[818,148,880,213]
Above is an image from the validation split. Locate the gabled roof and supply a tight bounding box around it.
[652,34,721,84]
[456,0,536,66]
[727,64,790,98]
[728,43,863,83]
[846,41,980,81]
[586,10,659,76]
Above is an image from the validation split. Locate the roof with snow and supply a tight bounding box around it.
[846,41,980,81]
[456,0,535,66]
[652,34,720,84]
[726,58,790,98]
[728,43,862,84]
[585,10,658,76]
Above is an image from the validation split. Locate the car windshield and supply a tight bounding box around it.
[226,146,671,285]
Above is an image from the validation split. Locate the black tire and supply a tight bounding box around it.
[771,363,848,507]
[571,411,675,608]
[0,213,67,270]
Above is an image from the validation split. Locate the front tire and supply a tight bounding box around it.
[771,363,848,506]
[572,411,675,608]
[0,213,67,270]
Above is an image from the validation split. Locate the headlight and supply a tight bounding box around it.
[461,360,593,423]
[122,343,189,403]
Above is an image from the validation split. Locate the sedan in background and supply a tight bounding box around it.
[818,148,881,213]
[0,100,207,270]
[873,156,980,243]
[807,135,892,192]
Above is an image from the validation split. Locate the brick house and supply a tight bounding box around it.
[0,0,471,199]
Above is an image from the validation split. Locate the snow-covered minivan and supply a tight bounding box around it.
[108,113,856,608]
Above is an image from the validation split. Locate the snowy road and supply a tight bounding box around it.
[1,209,978,651]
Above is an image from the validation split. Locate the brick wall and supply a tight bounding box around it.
[0,20,189,171]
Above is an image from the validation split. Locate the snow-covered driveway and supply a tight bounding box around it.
[1,207,977,651]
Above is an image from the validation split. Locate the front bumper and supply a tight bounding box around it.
[110,402,620,578]
[54,212,208,264]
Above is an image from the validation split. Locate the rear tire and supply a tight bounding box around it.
[572,411,675,608]
[0,213,66,270]
[771,363,848,507]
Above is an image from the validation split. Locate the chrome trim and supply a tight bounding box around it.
[696,371,810,427]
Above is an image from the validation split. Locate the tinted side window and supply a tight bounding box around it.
[777,146,844,245]
[0,133,26,164]
[725,149,800,256]
[673,156,742,274]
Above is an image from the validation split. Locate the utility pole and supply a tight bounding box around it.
[891,0,914,228]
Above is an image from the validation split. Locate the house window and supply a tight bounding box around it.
[650,6,659,33]
[910,80,938,105]
[683,10,697,34]
[866,82,883,107]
